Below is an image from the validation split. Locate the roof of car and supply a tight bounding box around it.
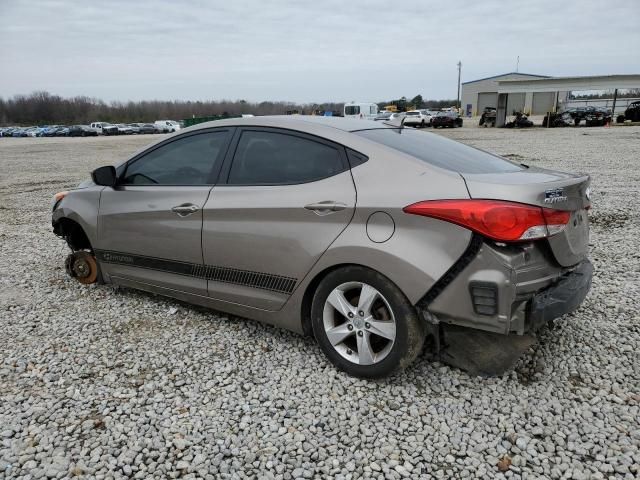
[189,115,395,134]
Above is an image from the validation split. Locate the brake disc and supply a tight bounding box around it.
[66,251,98,284]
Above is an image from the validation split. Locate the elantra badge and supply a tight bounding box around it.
[544,188,568,204]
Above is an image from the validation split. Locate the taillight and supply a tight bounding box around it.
[403,199,571,242]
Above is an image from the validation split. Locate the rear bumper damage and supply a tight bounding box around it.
[419,236,592,375]
[527,259,592,330]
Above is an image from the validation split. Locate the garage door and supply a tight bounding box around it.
[532,92,556,115]
[477,92,497,116]
[506,93,526,114]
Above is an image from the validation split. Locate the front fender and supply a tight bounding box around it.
[52,187,103,248]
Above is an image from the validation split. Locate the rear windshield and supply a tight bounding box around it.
[406,111,420,116]
[354,128,523,174]
[345,106,360,115]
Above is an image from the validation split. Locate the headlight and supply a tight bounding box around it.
[52,191,69,210]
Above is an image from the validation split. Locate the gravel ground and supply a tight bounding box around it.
[1,126,639,480]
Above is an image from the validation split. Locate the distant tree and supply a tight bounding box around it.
[410,95,424,108]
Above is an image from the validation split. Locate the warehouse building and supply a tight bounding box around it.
[493,74,640,126]
[460,72,549,117]
[462,73,640,123]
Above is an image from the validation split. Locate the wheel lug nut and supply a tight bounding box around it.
[348,312,354,318]
[346,349,352,355]
[347,324,353,331]
[357,331,363,337]
[359,311,364,316]
[365,322,370,329]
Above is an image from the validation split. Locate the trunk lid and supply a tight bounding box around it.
[462,167,591,267]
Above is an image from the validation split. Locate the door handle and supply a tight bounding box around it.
[304,201,347,215]
[171,203,200,217]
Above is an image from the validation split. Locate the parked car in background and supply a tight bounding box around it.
[559,107,611,126]
[44,126,65,137]
[154,120,181,133]
[55,127,70,137]
[69,125,99,137]
[431,111,463,128]
[584,107,612,127]
[53,116,592,378]
[127,124,142,134]
[403,110,433,128]
[138,123,157,134]
[116,124,134,135]
[103,124,119,136]
[373,112,405,122]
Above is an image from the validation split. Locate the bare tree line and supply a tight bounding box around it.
[0,91,346,126]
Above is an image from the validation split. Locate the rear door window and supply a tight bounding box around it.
[354,128,523,174]
[227,130,346,185]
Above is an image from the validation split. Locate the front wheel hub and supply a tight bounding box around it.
[65,251,98,284]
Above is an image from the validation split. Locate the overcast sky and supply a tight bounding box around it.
[1,0,638,103]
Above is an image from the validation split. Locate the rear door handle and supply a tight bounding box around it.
[304,201,347,215]
[171,203,200,217]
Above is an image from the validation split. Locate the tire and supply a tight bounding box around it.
[311,266,425,378]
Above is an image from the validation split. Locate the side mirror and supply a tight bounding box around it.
[91,165,117,187]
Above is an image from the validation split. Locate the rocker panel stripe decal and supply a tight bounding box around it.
[95,250,297,294]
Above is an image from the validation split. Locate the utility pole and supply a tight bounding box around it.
[516,56,519,72]
[456,61,462,111]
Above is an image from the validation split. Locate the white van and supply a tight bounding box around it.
[343,102,379,119]
[154,120,181,133]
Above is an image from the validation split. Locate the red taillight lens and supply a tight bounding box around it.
[403,199,571,242]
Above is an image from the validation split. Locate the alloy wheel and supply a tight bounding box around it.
[322,281,396,365]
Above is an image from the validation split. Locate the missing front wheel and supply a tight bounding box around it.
[65,251,98,284]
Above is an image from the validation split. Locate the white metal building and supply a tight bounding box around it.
[460,72,549,117]
[494,74,640,126]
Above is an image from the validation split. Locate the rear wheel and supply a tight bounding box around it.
[311,266,425,378]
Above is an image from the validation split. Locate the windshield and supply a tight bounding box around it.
[345,106,360,115]
[354,128,523,174]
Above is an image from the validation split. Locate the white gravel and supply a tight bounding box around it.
[1,127,639,479]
